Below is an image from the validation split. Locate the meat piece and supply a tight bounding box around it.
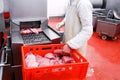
[54,57,63,64]
[25,53,36,64]
[49,59,58,65]
[30,28,39,34]
[54,49,70,57]
[62,56,75,63]
[20,28,42,34]
[25,29,32,34]
[35,54,43,62]
[54,49,63,54]
[38,58,50,67]
[44,53,55,59]
[57,59,63,64]
[20,29,32,34]
[54,49,63,57]
[25,53,39,68]
[20,29,26,34]
[27,61,39,68]
[37,28,42,32]
[49,57,63,65]
[30,28,42,34]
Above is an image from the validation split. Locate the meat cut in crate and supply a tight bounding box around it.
[25,49,75,68]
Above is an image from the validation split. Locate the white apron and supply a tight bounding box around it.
[63,0,87,56]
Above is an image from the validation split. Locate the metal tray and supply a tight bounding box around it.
[21,32,51,45]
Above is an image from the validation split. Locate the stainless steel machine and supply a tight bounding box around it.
[92,0,120,40]
[1,0,61,80]
[90,0,106,8]
[10,0,61,80]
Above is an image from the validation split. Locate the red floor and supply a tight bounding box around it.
[48,18,120,80]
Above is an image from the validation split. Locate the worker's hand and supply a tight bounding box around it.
[56,22,63,31]
[62,44,71,55]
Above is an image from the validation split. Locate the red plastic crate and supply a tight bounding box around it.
[21,44,89,80]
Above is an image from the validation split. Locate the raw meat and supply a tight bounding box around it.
[20,28,42,34]
[25,50,76,68]
[62,56,75,63]
[25,53,39,68]
[44,52,55,59]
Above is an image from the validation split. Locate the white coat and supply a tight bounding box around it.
[63,0,93,56]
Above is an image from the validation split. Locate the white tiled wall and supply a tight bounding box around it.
[47,0,70,17]
[3,0,70,17]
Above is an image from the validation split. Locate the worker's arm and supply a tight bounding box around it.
[56,17,66,31]
[67,0,93,49]
[56,0,70,31]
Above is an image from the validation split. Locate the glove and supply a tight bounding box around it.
[56,22,63,31]
[56,19,65,31]
[62,44,71,55]
[56,18,65,31]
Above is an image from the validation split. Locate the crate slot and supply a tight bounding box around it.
[42,47,52,50]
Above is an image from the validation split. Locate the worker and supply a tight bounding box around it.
[56,0,93,57]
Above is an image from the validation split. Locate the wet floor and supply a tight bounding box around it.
[48,18,120,80]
